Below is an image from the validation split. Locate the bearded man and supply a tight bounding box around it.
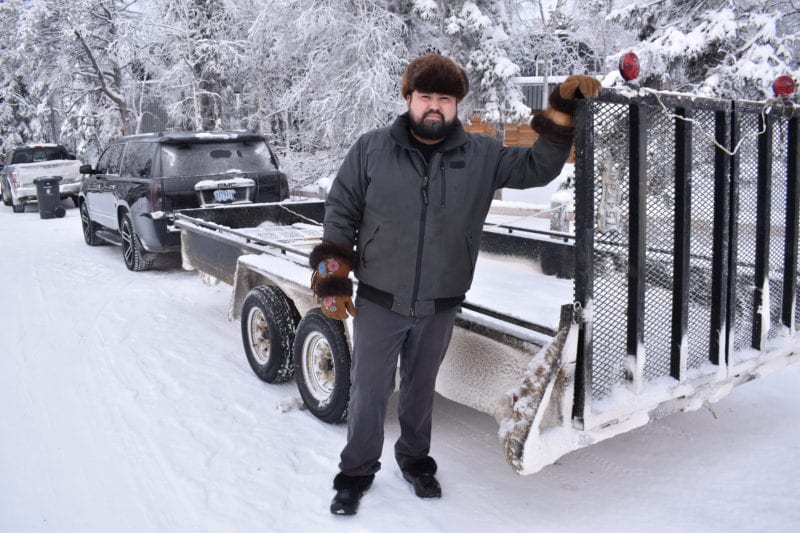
[308,52,600,515]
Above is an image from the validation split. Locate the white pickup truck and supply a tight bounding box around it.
[1,144,83,213]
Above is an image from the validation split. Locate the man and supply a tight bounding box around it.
[308,53,600,515]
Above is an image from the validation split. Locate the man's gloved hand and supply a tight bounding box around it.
[531,74,601,144]
[559,75,602,102]
[319,295,356,321]
[309,242,357,320]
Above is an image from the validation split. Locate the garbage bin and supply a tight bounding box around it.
[34,176,66,219]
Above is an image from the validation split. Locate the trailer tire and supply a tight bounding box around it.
[241,286,299,384]
[293,308,350,424]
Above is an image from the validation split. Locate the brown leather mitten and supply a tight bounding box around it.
[309,242,357,320]
[531,75,602,144]
[559,75,602,102]
[319,295,356,321]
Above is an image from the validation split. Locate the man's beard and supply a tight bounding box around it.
[409,110,457,141]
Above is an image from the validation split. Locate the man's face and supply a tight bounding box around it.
[406,91,458,143]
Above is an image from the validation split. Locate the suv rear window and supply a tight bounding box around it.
[12,147,69,164]
[160,141,278,178]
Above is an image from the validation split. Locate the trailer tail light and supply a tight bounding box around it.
[11,171,19,186]
[148,181,163,212]
[773,75,795,97]
[619,52,640,82]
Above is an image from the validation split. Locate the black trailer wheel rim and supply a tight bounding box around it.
[301,331,335,402]
[246,306,271,365]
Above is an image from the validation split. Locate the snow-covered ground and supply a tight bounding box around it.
[2,203,799,533]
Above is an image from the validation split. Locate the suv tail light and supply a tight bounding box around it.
[148,181,163,212]
[11,171,19,186]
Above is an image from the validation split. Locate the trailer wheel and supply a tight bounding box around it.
[293,309,350,424]
[241,286,299,384]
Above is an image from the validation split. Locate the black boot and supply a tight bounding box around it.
[330,473,374,515]
[400,456,441,499]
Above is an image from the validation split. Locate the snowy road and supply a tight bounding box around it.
[1,204,799,533]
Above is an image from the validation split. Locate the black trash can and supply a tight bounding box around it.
[34,176,66,219]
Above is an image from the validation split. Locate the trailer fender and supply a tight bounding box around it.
[230,262,309,321]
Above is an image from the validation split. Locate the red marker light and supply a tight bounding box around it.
[773,75,795,97]
[619,52,640,82]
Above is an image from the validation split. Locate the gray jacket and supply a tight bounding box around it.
[323,113,571,317]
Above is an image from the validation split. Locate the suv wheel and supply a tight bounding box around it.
[80,202,102,246]
[120,212,153,271]
[1,180,11,206]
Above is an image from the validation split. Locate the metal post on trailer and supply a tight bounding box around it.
[710,108,731,366]
[572,97,596,428]
[726,102,743,363]
[782,113,799,333]
[671,107,692,381]
[626,99,647,391]
[753,111,774,350]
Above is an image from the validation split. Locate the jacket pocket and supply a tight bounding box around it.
[360,225,380,266]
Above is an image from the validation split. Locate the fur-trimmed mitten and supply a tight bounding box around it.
[531,74,601,144]
[309,241,357,320]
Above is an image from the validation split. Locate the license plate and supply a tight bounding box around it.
[213,189,238,203]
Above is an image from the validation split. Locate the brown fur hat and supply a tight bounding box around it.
[401,53,469,100]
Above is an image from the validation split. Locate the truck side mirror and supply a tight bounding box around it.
[79,164,94,174]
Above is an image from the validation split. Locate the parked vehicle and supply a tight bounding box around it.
[176,87,800,475]
[1,144,83,213]
[78,131,290,271]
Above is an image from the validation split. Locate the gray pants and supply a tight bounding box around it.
[339,297,458,476]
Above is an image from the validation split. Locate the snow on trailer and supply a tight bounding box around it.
[176,88,799,475]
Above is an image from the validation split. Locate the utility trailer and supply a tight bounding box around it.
[177,88,799,474]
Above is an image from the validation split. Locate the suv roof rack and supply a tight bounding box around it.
[117,131,263,144]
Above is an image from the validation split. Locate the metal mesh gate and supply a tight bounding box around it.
[732,111,760,353]
[587,101,630,399]
[574,91,799,417]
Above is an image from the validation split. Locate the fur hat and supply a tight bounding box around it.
[401,53,469,100]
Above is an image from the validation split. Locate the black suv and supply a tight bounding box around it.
[79,131,289,271]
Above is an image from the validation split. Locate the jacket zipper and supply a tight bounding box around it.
[440,161,446,208]
[410,155,430,316]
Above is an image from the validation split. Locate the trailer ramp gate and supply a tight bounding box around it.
[504,90,799,474]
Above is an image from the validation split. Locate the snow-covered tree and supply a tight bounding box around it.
[154,0,244,131]
[609,0,800,99]
[429,1,530,124]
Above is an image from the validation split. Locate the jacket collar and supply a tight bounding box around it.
[389,112,469,153]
